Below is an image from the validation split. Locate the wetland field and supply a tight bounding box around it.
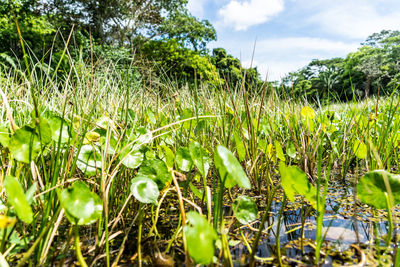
[1,61,400,266]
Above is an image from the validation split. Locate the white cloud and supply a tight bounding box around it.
[306,0,400,39]
[218,0,284,31]
[187,0,208,18]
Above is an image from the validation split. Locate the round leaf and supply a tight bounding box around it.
[232,196,258,224]
[121,149,144,169]
[184,211,217,265]
[353,139,367,159]
[0,124,10,147]
[176,147,193,172]
[214,145,250,189]
[300,106,316,120]
[357,170,400,209]
[130,176,159,205]
[137,159,171,190]
[9,126,42,163]
[76,145,102,176]
[279,162,319,209]
[60,181,103,225]
[189,141,210,177]
[4,176,33,224]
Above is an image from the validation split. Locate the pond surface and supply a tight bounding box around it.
[229,180,395,266]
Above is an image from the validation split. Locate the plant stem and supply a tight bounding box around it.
[74,225,88,267]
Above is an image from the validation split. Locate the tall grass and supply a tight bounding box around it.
[0,47,399,266]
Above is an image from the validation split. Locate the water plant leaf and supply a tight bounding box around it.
[45,113,71,143]
[279,162,318,209]
[60,181,103,225]
[0,124,10,147]
[25,182,37,205]
[232,196,258,224]
[189,141,210,178]
[130,176,159,205]
[233,131,246,161]
[120,148,144,169]
[275,141,286,161]
[146,107,156,124]
[76,145,102,176]
[353,139,367,159]
[95,129,118,155]
[300,106,316,119]
[184,211,217,265]
[8,117,51,163]
[84,131,100,143]
[137,159,171,189]
[287,142,297,159]
[176,147,193,172]
[4,175,33,224]
[159,145,175,168]
[214,145,251,189]
[357,170,400,209]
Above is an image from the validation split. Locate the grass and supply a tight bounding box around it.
[0,52,400,266]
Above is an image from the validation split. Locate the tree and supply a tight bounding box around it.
[38,0,216,51]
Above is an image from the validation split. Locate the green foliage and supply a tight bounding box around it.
[176,147,193,172]
[189,141,210,178]
[357,170,400,209]
[282,30,400,102]
[140,39,222,86]
[137,159,171,190]
[214,145,251,189]
[279,162,318,209]
[4,175,33,224]
[184,211,217,265]
[232,196,258,224]
[59,181,103,225]
[130,176,159,205]
[8,118,51,163]
[76,145,102,176]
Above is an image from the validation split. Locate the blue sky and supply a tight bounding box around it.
[187,0,400,81]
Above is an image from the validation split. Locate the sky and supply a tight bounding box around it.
[187,0,400,81]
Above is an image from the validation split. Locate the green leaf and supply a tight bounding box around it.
[95,129,118,155]
[232,196,258,224]
[233,131,246,161]
[130,176,159,205]
[189,182,203,199]
[189,141,210,178]
[76,145,102,176]
[4,176,33,224]
[60,181,103,225]
[137,159,171,190]
[25,182,37,205]
[176,147,193,172]
[279,162,318,209]
[0,124,10,147]
[9,125,44,164]
[146,107,156,124]
[287,142,297,159]
[214,145,250,189]
[300,106,316,119]
[275,141,285,162]
[184,211,217,265]
[120,148,144,169]
[44,112,71,143]
[353,139,367,159]
[159,145,175,168]
[357,170,400,209]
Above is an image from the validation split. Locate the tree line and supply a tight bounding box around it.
[280,30,400,103]
[1,1,399,101]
